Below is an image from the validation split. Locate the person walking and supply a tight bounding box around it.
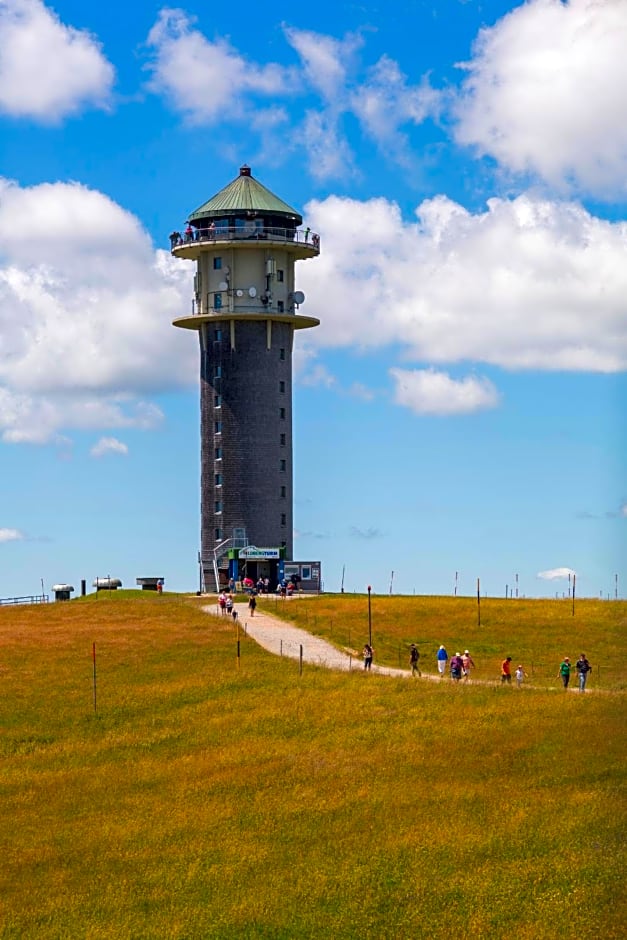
[436,645,448,676]
[450,652,463,681]
[461,650,475,681]
[363,643,373,671]
[225,594,234,616]
[248,593,257,617]
[515,664,528,687]
[558,657,571,689]
[501,656,513,684]
[575,653,592,692]
[409,644,421,677]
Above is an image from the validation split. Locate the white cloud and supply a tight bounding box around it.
[390,368,499,415]
[620,503,627,518]
[90,436,128,458]
[299,192,627,372]
[146,8,296,124]
[351,55,441,161]
[0,527,24,542]
[348,383,375,402]
[146,17,441,181]
[299,363,336,389]
[0,178,194,443]
[0,389,164,445]
[301,110,355,182]
[454,0,627,196]
[283,27,360,103]
[537,567,576,581]
[0,0,114,121]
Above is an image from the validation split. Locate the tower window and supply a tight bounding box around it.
[277,301,284,313]
[215,500,222,513]
[214,293,222,309]
[214,394,222,407]
[280,514,286,527]
[215,473,222,486]
[279,348,285,360]
[215,528,223,541]
[277,269,284,282]
[280,433,286,446]
[280,459,286,472]
[215,421,222,433]
[213,257,222,270]
[214,329,222,341]
[215,365,222,378]
[280,485,286,498]
[215,446,222,459]
[279,380,285,393]
[279,407,286,420]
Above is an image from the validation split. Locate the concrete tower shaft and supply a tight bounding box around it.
[171,166,320,588]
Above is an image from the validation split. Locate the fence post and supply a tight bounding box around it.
[299,644,303,676]
[92,642,97,715]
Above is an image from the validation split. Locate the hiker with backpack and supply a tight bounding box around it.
[409,644,421,676]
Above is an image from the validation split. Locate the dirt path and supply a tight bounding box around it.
[204,600,413,677]
[203,598,611,693]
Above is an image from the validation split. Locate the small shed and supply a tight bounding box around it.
[136,578,165,592]
[52,584,74,601]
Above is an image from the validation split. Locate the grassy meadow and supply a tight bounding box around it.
[0,591,625,939]
[263,592,626,689]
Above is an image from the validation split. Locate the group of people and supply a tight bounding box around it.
[362,642,593,691]
[437,647,476,681]
[170,223,317,249]
[217,592,238,621]
[227,575,300,596]
[217,590,259,620]
[557,654,592,691]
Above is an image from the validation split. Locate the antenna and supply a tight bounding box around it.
[289,290,305,306]
[218,281,228,291]
[248,286,257,298]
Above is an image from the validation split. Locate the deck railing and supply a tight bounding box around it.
[170,226,320,252]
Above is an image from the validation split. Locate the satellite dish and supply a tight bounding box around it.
[218,281,228,291]
[236,289,244,297]
[292,290,305,305]
[248,286,257,298]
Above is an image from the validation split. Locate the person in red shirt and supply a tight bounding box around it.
[501,656,513,683]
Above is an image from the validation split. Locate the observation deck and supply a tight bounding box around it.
[169,225,320,262]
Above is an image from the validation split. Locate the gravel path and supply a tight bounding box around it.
[204,600,412,678]
[202,598,613,694]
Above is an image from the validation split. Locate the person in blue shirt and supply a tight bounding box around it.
[436,645,448,676]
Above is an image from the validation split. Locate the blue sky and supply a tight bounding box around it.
[0,0,625,599]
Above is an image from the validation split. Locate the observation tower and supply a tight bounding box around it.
[171,166,320,592]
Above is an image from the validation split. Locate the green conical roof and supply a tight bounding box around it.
[188,166,302,224]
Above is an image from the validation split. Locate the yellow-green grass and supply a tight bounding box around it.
[261,592,626,690]
[0,591,624,939]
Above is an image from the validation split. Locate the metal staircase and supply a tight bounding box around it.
[202,531,248,593]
